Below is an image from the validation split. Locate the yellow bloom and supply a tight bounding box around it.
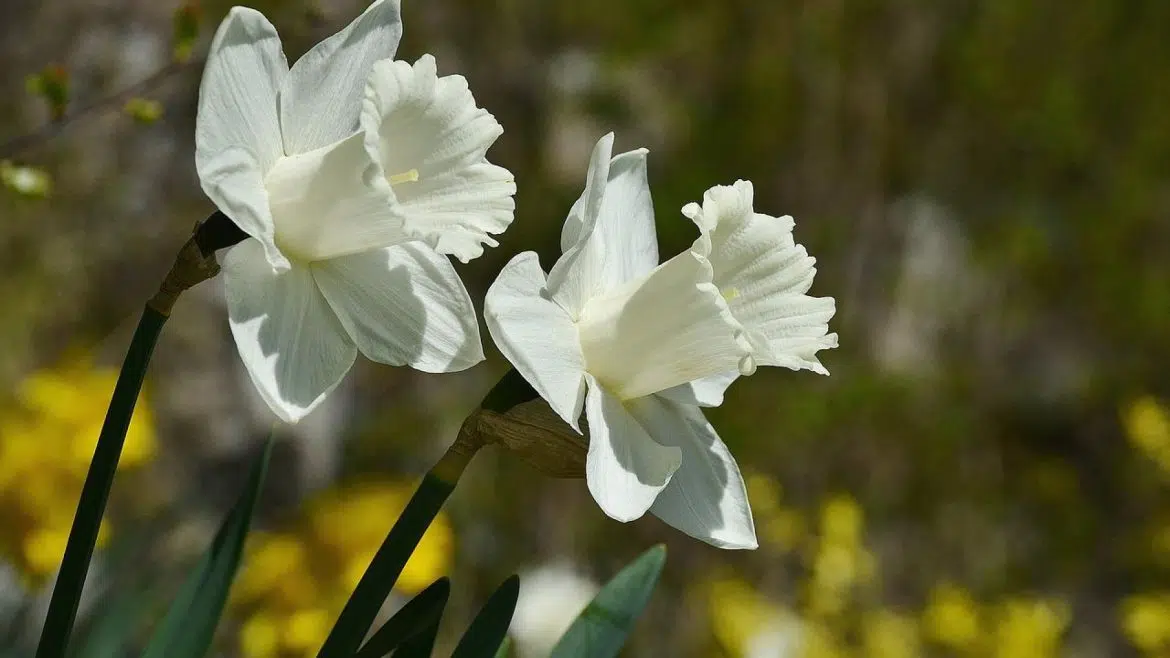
[1124,396,1170,474]
[862,610,921,658]
[1122,593,1170,653]
[988,597,1069,658]
[922,583,981,650]
[240,611,282,658]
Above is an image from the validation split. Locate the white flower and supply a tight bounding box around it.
[508,562,599,657]
[197,2,512,422]
[484,134,837,549]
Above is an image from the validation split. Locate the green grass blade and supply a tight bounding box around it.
[316,473,457,658]
[549,545,667,658]
[35,307,168,658]
[450,576,520,658]
[354,578,450,658]
[138,436,274,658]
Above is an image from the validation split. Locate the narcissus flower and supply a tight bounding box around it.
[484,133,835,549]
[196,1,513,422]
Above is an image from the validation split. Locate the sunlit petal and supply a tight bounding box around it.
[484,252,587,430]
[280,0,402,153]
[222,241,356,423]
[658,371,740,408]
[584,376,681,522]
[576,251,753,400]
[313,243,483,373]
[632,395,757,549]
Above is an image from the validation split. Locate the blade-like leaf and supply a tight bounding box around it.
[36,308,168,658]
[391,616,442,658]
[138,436,274,658]
[71,592,151,658]
[492,635,512,658]
[316,473,457,658]
[450,576,520,658]
[549,545,667,658]
[355,578,451,658]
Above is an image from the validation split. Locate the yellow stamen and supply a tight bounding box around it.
[722,287,741,302]
[388,169,419,185]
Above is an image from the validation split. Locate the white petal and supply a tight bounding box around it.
[280,0,403,153]
[361,55,515,263]
[222,240,356,423]
[687,180,838,374]
[198,146,288,271]
[265,131,406,263]
[631,396,757,549]
[484,252,587,430]
[312,243,483,373]
[196,7,287,173]
[547,135,660,316]
[576,250,753,400]
[584,376,681,522]
[658,371,740,408]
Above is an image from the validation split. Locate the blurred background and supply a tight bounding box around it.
[1,0,1169,656]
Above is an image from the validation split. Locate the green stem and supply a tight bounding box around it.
[34,307,167,658]
[317,422,481,658]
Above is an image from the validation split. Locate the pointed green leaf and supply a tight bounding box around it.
[492,636,512,658]
[451,576,520,658]
[138,437,273,658]
[549,545,667,658]
[355,578,450,658]
[391,616,442,658]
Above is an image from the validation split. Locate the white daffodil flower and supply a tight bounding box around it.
[484,134,837,549]
[509,562,599,657]
[197,1,512,423]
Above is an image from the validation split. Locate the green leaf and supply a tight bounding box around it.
[71,592,151,658]
[451,576,520,658]
[35,307,168,658]
[316,473,457,658]
[549,545,667,658]
[493,636,512,658]
[391,616,442,658]
[354,578,450,658]
[138,437,274,658]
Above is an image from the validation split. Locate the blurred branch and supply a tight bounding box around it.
[0,58,201,159]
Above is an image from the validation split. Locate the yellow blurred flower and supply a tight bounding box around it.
[707,578,806,658]
[1124,396,1170,475]
[806,494,874,619]
[862,610,921,658]
[1122,593,1170,653]
[233,480,455,658]
[0,355,155,582]
[921,583,981,651]
[988,597,1069,658]
[746,472,806,553]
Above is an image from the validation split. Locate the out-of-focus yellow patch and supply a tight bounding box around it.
[862,610,921,658]
[1121,593,1170,653]
[232,480,455,658]
[1124,396,1170,474]
[0,355,156,583]
[987,597,1069,658]
[922,582,981,650]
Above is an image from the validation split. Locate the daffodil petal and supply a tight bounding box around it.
[686,180,838,373]
[631,395,757,549]
[584,375,681,522]
[312,243,484,373]
[196,7,287,173]
[280,0,402,153]
[198,146,288,271]
[361,55,515,263]
[265,131,405,263]
[658,371,740,408]
[484,252,587,430]
[576,250,753,400]
[546,133,613,317]
[195,7,288,269]
[547,135,661,317]
[223,240,356,423]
